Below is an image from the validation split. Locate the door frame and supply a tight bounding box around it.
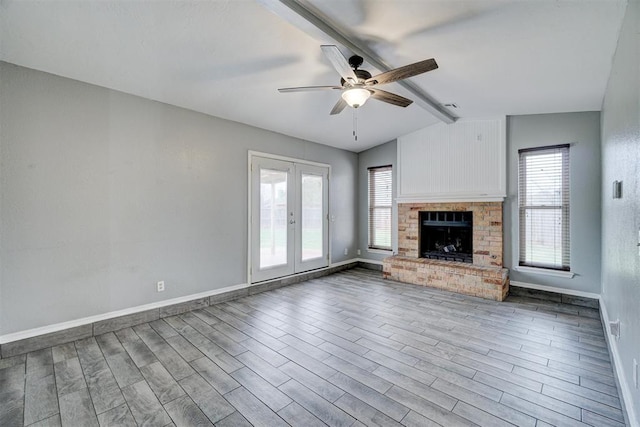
[247,151,331,284]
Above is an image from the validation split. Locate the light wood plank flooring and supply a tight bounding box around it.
[0,268,626,426]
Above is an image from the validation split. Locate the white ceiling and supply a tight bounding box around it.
[0,0,627,152]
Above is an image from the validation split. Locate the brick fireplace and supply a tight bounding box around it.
[383,201,509,301]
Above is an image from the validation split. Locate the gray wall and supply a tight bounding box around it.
[0,62,358,335]
[505,112,602,294]
[357,140,397,263]
[601,0,640,422]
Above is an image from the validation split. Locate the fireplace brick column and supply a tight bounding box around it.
[385,201,509,301]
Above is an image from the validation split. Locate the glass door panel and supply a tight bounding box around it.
[259,169,288,268]
[251,157,294,282]
[295,164,329,272]
[301,173,323,261]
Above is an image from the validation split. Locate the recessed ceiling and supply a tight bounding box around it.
[0,0,627,152]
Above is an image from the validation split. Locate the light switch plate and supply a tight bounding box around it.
[613,180,623,198]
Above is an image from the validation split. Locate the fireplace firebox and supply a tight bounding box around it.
[420,211,473,263]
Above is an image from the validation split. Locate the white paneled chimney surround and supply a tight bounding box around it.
[397,118,506,203]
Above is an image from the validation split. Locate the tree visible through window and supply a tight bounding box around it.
[518,145,570,270]
[368,166,392,250]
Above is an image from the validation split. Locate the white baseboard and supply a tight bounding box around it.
[510,280,599,300]
[330,258,360,267]
[356,258,384,266]
[0,282,248,345]
[599,297,639,427]
[251,258,359,286]
[1,259,362,346]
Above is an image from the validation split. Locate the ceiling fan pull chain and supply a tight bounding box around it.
[353,109,358,141]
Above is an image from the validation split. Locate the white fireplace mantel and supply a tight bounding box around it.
[396,194,505,204]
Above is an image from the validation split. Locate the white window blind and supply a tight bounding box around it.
[518,145,570,271]
[368,166,392,250]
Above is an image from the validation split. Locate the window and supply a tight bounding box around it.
[518,145,570,270]
[368,165,392,250]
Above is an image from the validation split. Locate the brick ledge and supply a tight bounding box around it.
[383,255,509,301]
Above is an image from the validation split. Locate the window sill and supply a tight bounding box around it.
[514,266,575,279]
[367,248,393,255]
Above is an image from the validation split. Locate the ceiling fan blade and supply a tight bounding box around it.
[366,58,438,86]
[370,89,413,107]
[278,86,342,93]
[330,97,348,115]
[321,45,357,83]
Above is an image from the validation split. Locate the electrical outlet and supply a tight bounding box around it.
[609,319,620,339]
[357,249,361,256]
[344,248,348,256]
[634,359,638,389]
[157,281,165,292]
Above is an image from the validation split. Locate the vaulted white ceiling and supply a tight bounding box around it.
[0,0,627,152]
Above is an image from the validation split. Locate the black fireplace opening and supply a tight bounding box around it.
[420,211,473,263]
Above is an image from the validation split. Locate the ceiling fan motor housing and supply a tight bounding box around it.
[340,69,372,87]
[348,54,364,69]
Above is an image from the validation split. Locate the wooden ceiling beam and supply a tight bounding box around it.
[259,0,457,124]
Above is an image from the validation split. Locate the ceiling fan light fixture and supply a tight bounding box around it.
[341,87,371,108]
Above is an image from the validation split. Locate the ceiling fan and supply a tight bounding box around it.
[278,45,438,115]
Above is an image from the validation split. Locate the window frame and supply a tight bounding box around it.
[368,165,393,251]
[518,144,570,271]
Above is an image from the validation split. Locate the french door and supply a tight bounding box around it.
[250,155,329,283]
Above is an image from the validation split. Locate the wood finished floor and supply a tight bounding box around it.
[0,268,626,427]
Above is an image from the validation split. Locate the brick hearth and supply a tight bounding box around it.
[383,201,510,301]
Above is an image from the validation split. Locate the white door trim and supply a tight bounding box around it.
[248,151,331,169]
